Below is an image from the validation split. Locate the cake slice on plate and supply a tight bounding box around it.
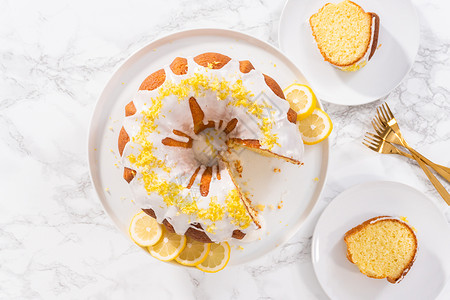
[309,0,380,72]
[344,216,417,283]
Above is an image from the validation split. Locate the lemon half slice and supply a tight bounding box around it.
[129,211,163,247]
[148,228,187,261]
[196,242,230,273]
[175,237,211,266]
[298,108,333,145]
[283,83,316,120]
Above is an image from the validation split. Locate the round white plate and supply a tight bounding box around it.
[312,181,450,300]
[279,0,420,105]
[88,28,329,266]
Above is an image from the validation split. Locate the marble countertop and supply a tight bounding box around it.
[1,0,449,299]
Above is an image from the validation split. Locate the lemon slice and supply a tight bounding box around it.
[148,228,187,261]
[298,108,333,145]
[175,237,211,266]
[196,242,230,273]
[129,211,163,247]
[283,83,316,120]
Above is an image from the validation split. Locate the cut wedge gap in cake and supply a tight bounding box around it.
[219,152,261,230]
[227,138,303,166]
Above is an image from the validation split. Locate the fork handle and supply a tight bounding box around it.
[395,147,450,180]
[412,152,450,205]
[393,131,450,182]
[405,146,450,183]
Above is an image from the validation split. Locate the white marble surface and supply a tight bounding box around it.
[1,0,449,299]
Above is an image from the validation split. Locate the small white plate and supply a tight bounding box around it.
[88,28,329,266]
[312,181,450,300]
[279,0,420,105]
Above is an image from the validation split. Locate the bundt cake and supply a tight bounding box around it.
[118,52,304,243]
[309,0,380,72]
[344,216,418,283]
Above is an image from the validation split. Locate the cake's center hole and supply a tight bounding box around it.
[192,128,227,166]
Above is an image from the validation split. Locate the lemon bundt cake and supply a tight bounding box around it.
[344,216,418,283]
[309,0,380,72]
[118,52,304,243]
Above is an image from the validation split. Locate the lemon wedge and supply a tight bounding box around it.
[196,242,230,273]
[298,108,333,145]
[148,228,187,261]
[175,237,211,266]
[129,211,163,247]
[283,83,316,120]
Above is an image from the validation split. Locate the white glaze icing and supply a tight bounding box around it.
[121,56,304,242]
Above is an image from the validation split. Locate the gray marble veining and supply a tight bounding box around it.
[0,0,449,299]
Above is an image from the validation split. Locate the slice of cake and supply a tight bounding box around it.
[344,216,417,283]
[309,0,380,72]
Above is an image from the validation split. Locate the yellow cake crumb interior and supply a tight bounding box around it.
[310,0,372,66]
[346,220,416,280]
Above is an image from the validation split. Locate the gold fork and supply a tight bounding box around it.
[363,132,450,205]
[370,103,450,205]
[373,103,450,182]
[363,132,415,159]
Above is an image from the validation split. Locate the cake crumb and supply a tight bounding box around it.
[273,168,281,173]
[400,216,417,231]
[273,63,276,67]
[268,204,274,210]
[313,177,319,182]
[237,245,244,251]
[255,204,265,212]
[206,224,216,233]
[105,187,110,192]
[277,200,283,209]
[234,160,243,177]
[108,126,113,131]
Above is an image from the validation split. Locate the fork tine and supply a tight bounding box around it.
[366,132,382,141]
[376,107,387,125]
[375,117,386,131]
[362,141,377,151]
[371,120,381,135]
[384,102,394,119]
[380,104,391,122]
[374,115,386,129]
[371,119,384,135]
[363,134,380,148]
[362,137,376,147]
